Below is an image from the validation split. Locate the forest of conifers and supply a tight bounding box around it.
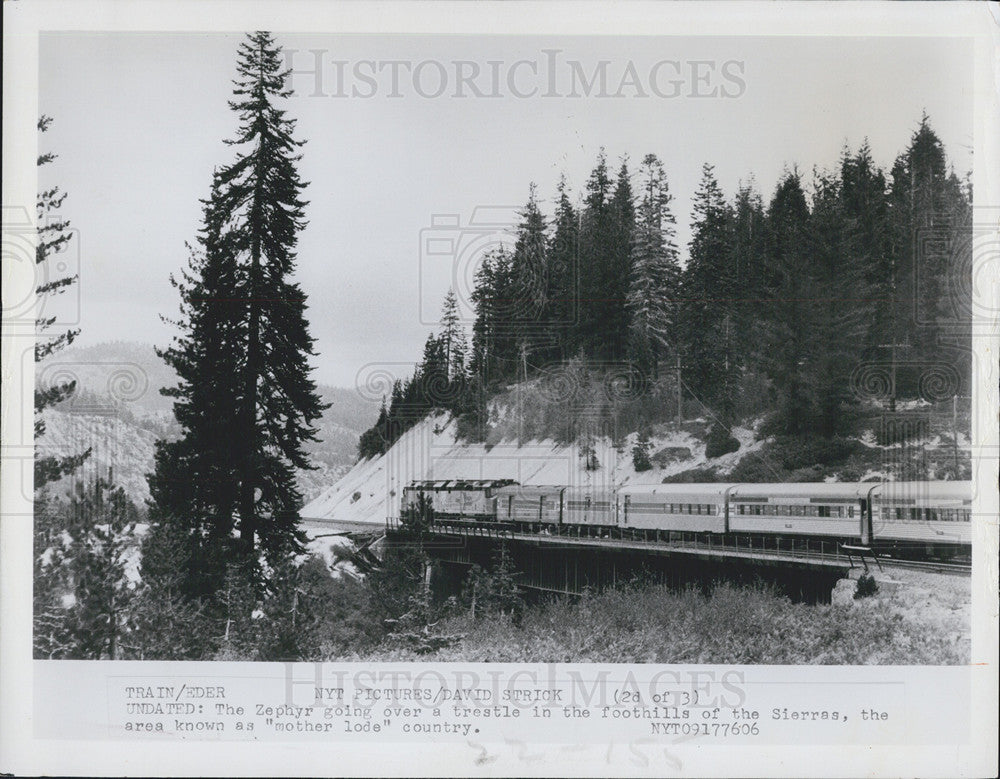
[359,115,972,459]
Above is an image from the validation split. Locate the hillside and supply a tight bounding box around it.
[303,397,971,526]
[36,342,380,504]
[303,412,760,524]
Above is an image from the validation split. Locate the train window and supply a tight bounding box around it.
[847,506,854,518]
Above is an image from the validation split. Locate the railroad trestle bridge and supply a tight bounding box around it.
[384,518,859,604]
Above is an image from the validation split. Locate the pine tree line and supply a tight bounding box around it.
[358,115,971,453]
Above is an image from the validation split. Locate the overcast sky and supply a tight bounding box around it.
[39,33,973,387]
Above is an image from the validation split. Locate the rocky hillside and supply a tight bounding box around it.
[301,412,764,525]
[36,342,380,504]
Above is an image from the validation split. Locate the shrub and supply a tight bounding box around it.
[705,424,740,459]
[775,436,862,469]
[728,452,786,483]
[581,443,600,471]
[854,573,879,600]
[632,431,653,472]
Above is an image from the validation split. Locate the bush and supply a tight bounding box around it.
[728,452,785,483]
[347,580,967,664]
[705,424,740,459]
[632,431,653,472]
[774,436,862,469]
[854,573,879,600]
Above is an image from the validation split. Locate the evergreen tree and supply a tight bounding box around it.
[150,174,245,597]
[608,158,637,359]
[626,154,681,378]
[438,289,466,379]
[805,168,871,435]
[357,396,390,460]
[151,31,327,594]
[577,150,615,358]
[886,115,971,387]
[840,140,891,359]
[128,517,216,659]
[53,472,139,659]
[418,332,450,408]
[35,116,90,487]
[469,247,517,386]
[33,495,75,658]
[729,179,767,355]
[430,290,469,413]
[679,164,736,413]
[546,174,579,361]
[758,172,814,434]
[509,183,549,367]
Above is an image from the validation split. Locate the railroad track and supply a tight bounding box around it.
[875,557,971,576]
[404,518,973,575]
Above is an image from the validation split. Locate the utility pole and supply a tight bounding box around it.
[876,338,910,412]
[952,394,960,472]
[675,353,682,427]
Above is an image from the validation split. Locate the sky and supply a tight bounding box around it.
[38,32,974,387]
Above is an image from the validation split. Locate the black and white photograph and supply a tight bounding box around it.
[2,2,997,777]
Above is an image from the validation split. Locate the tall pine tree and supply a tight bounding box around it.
[151,32,326,594]
[887,114,970,383]
[607,159,637,360]
[758,171,814,434]
[577,150,614,359]
[35,116,90,488]
[626,154,681,378]
[679,164,736,413]
[546,174,579,362]
[509,183,549,369]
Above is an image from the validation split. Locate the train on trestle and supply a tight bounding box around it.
[400,479,973,561]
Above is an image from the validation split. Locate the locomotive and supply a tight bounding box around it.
[400,478,973,560]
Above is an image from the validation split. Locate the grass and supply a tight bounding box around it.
[341,579,969,665]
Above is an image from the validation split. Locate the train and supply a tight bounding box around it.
[400,478,973,560]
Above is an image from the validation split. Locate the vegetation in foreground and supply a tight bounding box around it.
[344,578,969,666]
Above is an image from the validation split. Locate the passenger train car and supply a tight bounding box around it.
[399,479,973,559]
[727,482,871,542]
[870,480,972,555]
[617,483,731,535]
